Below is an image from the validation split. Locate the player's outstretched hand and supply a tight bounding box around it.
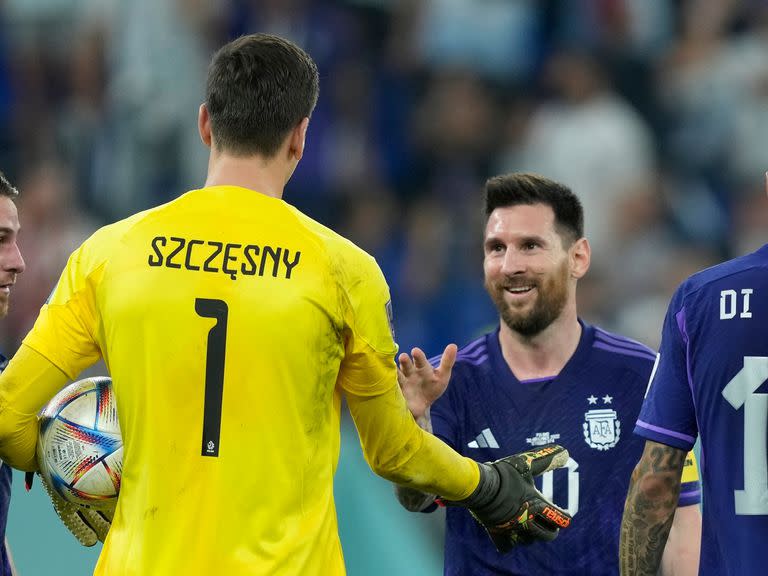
[25,471,114,547]
[445,444,572,553]
[397,344,457,421]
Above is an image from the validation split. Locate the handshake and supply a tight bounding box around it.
[444,444,572,553]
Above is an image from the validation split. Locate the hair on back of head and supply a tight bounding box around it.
[205,33,320,158]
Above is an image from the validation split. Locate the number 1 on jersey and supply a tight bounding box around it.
[195,298,228,457]
[723,356,768,514]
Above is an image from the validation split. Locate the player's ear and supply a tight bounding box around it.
[288,117,309,161]
[198,103,212,148]
[569,237,590,279]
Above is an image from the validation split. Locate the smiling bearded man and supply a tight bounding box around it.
[483,202,572,339]
[393,172,703,576]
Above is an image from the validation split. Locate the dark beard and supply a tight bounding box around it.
[487,263,569,338]
[498,296,564,337]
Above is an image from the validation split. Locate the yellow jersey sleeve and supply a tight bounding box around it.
[23,234,107,378]
[0,345,70,471]
[335,249,479,501]
[347,384,479,501]
[337,252,399,397]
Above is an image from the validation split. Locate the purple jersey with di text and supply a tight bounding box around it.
[636,243,768,576]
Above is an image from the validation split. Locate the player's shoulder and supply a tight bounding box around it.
[428,332,494,382]
[287,205,380,272]
[589,324,657,376]
[676,244,768,301]
[454,334,493,367]
[78,205,166,262]
[428,332,491,362]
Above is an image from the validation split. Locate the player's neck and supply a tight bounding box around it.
[498,309,582,381]
[204,154,287,199]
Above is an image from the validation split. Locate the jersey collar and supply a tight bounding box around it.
[486,318,596,389]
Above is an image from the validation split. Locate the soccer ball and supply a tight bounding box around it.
[37,376,122,509]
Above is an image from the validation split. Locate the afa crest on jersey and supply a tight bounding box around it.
[583,408,621,450]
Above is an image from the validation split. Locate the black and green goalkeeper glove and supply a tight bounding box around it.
[443,444,572,553]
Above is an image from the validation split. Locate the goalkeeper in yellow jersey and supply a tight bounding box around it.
[0,34,570,575]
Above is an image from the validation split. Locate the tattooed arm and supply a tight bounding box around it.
[620,440,687,576]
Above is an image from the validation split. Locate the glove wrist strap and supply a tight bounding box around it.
[446,462,500,511]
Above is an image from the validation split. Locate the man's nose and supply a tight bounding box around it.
[5,243,25,274]
[500,248,526,275]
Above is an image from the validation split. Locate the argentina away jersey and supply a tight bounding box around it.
[429,321,699,576]
[637,243,768,576]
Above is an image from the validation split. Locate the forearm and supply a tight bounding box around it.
[347,384,479,501]
[0,344,70,470]
[0,403,38,471]
[660,505,701,576]
[394,406,437,511]
[395,484,436,512]
[620,441,686,576]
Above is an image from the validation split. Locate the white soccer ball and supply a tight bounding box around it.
[37,376,123,509]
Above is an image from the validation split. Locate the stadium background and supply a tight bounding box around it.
[0,0,762,573]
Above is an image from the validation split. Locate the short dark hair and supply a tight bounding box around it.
[0,171,18,199]
[205,33,320,157]
[483,172,583,245]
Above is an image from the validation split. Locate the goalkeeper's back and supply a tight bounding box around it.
[24,184,397,574]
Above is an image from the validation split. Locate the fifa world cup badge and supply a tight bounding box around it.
[385,300,395,340]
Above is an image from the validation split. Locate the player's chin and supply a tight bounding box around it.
[0,298,10,319]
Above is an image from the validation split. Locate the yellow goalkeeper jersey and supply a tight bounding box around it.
[23,185,403,575]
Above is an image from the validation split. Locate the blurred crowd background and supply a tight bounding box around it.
[4,0,768,356]
[2,0,767,573]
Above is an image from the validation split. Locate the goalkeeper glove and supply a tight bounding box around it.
[443,444,572,553]
[25,471,114,547]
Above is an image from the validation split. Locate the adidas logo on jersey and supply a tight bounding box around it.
[468,428,499,449]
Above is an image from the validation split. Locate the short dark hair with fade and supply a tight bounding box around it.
[205,33,320,158]
[0,171,19,199]
[483,172,584,246]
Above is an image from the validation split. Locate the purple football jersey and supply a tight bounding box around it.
[637,243,768,576]
[426,321,699,575]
